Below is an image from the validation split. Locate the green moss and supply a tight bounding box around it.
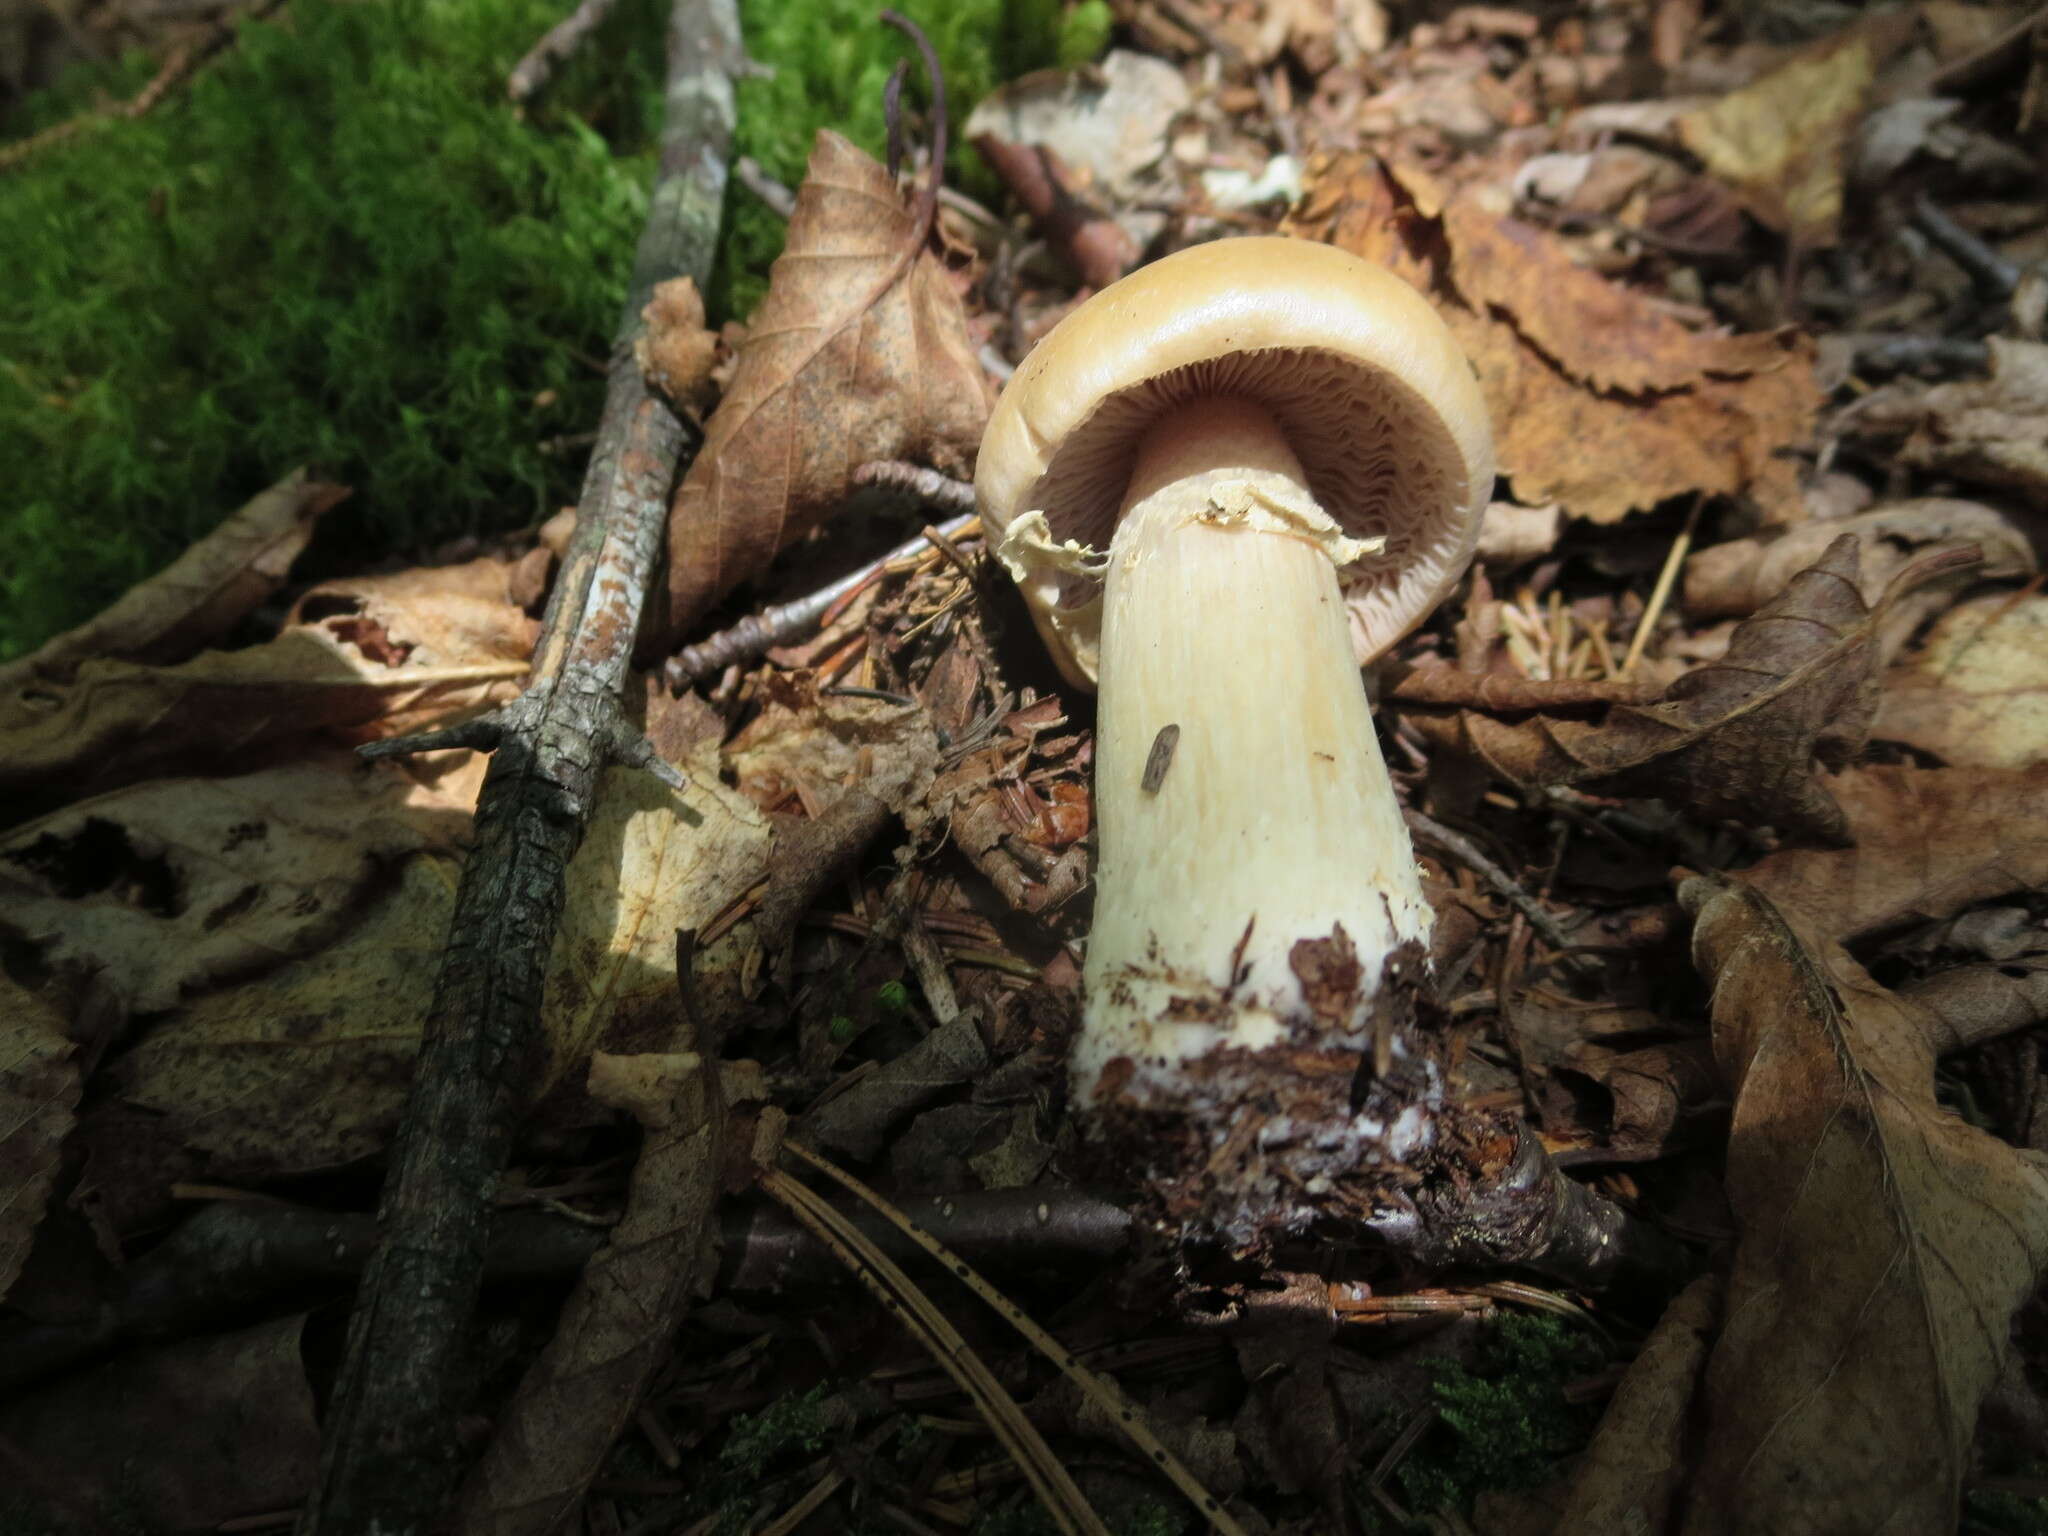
[719,1384,830,1479]
[0,0,670,658]
[1,0,1076,660]
[1374,1312,1607,1528]
[1964,1454,2048,1535]
[972,1488,1186,1535]
[1058,1,1116,66]
[717,0,1069,318]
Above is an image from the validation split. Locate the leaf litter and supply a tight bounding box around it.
[8,0,2048,1532]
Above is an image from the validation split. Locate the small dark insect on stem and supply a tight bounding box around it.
[1141,723,1180,793]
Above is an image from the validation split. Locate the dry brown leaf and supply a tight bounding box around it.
[1683,497,2036,619]
[724,671,940,823]
[0,1311,321,1530]
[1290,156,1820,525]
[102,762,768,1186]
[635,275,720,411]
[1844,337,2048,509]
[1674,873,2048,1534]
[0,973,78,1307]
[657,131,992,647]
[0,470,346,693]
[1406,535,1960,843]
[1876,592,2048,768]
[1743,763,2048,946]
[1555,1272,1722,1534]
[455,1047,729,1536]
[1,584,532,805]
[540,762,771,1072]
[0,760,472,1018]
[108,850,458,1177]
[1442,186,1796,395]
[1675,14,1914,245]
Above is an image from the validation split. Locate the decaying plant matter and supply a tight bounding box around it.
[13,1,2048,1533]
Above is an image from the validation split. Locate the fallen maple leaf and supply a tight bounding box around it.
[0,470,347,693]
[1672,872,2048,1534]
[1289,156,1820,524]
[656,130,992,649]
[1404,535,1974,843]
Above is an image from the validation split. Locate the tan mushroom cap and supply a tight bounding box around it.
[975,236,1495,689]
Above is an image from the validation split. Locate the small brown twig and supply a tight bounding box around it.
[507,0,623,103]
[855,459,977,513]
[735,154,797,218]
[1843,334,1992,376]
[1910,193,2022,301]
[1928,1,2048,91]
[0,8,256,174]
[879,8,947,237]
[1404,810,1580,956]
[664,510,976,688]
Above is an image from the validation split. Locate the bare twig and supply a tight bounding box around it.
[298,5,741,1532]
[0,6,262,174]
[663,511,975,687]
[853,458,977,513]
[1910,194,2022,301]
[507,0,624,103]
[0,1189,1138,1397]
[735,154,797,218]
[1404,810,1579,955]
[1843,333,1992,375]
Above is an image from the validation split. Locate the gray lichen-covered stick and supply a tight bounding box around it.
[297,5,741,1533]
[976,237,1496,1247]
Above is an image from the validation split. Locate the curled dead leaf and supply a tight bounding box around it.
[1,561,534,806]
[1674,873,2048,1533]
[1405,535,1972,843]
[0,470,346,693]
[656,131,992,649]
[1683,497,2035,620]
[636,275,720,412]
[1289,156,1820,525]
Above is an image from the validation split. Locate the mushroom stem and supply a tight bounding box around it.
[1079,396,1438,1241]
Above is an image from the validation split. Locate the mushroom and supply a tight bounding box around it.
[975,237,1494,1245]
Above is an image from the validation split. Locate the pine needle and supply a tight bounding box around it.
[782,1139,1249,1536]
[756,1166,1111,1536]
